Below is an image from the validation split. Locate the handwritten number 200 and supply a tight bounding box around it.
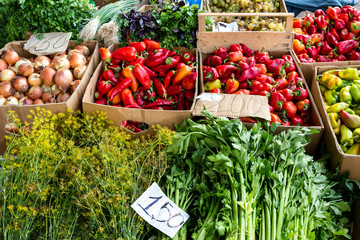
[138,196,185,228]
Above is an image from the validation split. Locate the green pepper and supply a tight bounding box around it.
[354,107,360,116]
[328,113,339,128]
[346,143,360,155]
[340,124,354,147]
[319,72,343,90]
[344,107,356,115]
[338,67,359,80]
[319,85,328,96]
[326,102,350,113]
[334,119,341,135]
[354,80,360,85]
[336,80,352,92]
[350,84,360,103]
[324,90,339,105]
[204,79,221,92]
[340,86,352,104]
[353,128,360,142]
[340,144,349,152]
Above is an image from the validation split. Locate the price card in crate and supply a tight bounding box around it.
[24,32,72,55]
[131,182,189,238]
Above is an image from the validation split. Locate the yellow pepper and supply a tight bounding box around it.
[318,72,343,90]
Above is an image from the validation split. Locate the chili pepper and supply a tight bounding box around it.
[237,67,259,82]
[177,92,186,110]
[112,46,137,62]
[129,56,146,65]
[320,85,327,95]
[184,90,194,101]
[338,67,358,80]
[143,99,174,109]
[228,51,243,63]
[329,29,340,42]
[350,84,360,102]
[326,32,339,47]
[230,89,249,95]
[282,101,297,118]
[95,98,108,105]
[324,89,339,105]
[340,109,360,129]
[340,124,354,146]
[144,49,170,67]
[135,91,147,107]
[108,88,122,105]
[240,43,254,57]
[290,114,303,126]
[293,18,303,28]
[143,89,156,102]
[237,117,256,123]
[327,6,341,20]
[316,15,328,30]
[121,66,138,92]
[304,14,315,27]
[335,19,347,29]
[335,40,356,54]
[132,63,151,89]
[293,39,306,55]
[239,80,250,89]
[151,56,180,72]
[321,41,333,55]
[296,99,311,111]
[270,113,282,123]
[300,111,310,123]
[206,55,223,67]
[210,88,222,93]
[275,78,288,90]
[348,20,360,34]
[254,47,270,64]
[182,72,197,90]
[254,74,270,84]
[109,78,132,101]
[216,65,237,78]
[340,144,349,152]
[204,79,221,92]
[166,85,183,96]
[353,128,360,142]
[128,42,146,53]
[255,63,267,75]
[298,53,315,63]
[153,78,167,98]
[318,72,343,89]
[327,102,349,113]
[97,80,112,95]
[173,65,194,85]
[278,89,293,101]
[245,57,256,68]
[143,38,161,51]
[99,47,112,62]
[266,58,285,73]
[163,70,175,89]
[270,91,286,110]
[213,46,228,60]
[180,52,195,64]
[119,88,138,107]
[349,50,360,60]
[307,45,318,59]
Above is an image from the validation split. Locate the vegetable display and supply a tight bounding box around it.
[317,67,360,154]
[293,5,360,62]
[94,40,196,111]
[0,45,91,105]
[202,43,311,126]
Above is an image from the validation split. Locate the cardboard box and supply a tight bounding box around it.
[311,65,360,180]
[82,44,199,136]
[0,40,99,154]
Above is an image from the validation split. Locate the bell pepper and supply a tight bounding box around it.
[340,109,360,129]
[109,78,132,101]
[229,44,242,52]
[285,61,296,73]
[278,89,293,101]
[210,88,222,93]
[273,62,291,78]
[144,48,170,67]
[270,92,287,110]
[307,45,318,59]
[315,9,325,17]
[213,47,228,60]
[328,112,339,128]
[215,65,236,78]
[205,55,223,67]
[255,63,267,75]
[94,91,103,100]
[102,67,119,85]
[293,87,308,100]
[275,78,288,90]
[97,80,112,95]
[293,28,305,34]
[293,39,306,55]
[290,114,303,126]
[238,67,260,82]
[327,102,349,113]
[326,32,339,47]
[349,50,360,60]
[317,55,333,62]
[254,47,270,64]
[335,54,347,61]
[338,67,359,80]
[327,6,341,20]
[203,66,219,82]
[250,80,261,90]
[348,20,360,34]
[339,29,355,40]
[99,47,112,62]
[266,58,285,73]
[344,108,356,115]
[286,71,298,82]
[350,84,360,102]
[324,89,339,105]
[309,33,324,45]
[239,80,250,89]
[300,111,310,123]
[293,18,303,28]
[228,51,243,63]
[320,41,333,55]
[224,76,239,94]
[282,55,293,62]
[319,85,327,95]
[318,72,343,89]
[329,28,341,42]
[143,38,161,51]
[296,99,311,112]
[240,43,254,57]
[204,79,221,92]
[339,13,350,23]
[182,72,197,91]
[307,25,318,35]
[128,42,146,53]
[316,15,328,30]
[250,83,272,95]
[112,46,137,62]
[353,128,360,142]
[335,19,347,29]
[283,101,297,118]
[270,113,282,124]
[339,85,352,104]
[298,53,315,63]
[180,52,195,65]
[335,40,356,54]
[340,124,354,147]
[304,14,315,27]
[133,63,151,90]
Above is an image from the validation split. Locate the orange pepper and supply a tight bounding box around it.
[106,88,122,104]
[308,33,323,46]
[122,66,138,93]
[293,28,305,34]
[293,39,306,55]
[172,65,193,85]
[293,18,303,29]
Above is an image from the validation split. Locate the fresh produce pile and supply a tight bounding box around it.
[206,0,281,13]
[0,45,91,105]
[293,5,360,63]
[162,108,358,240]
[317,67,360,155]
[95,39,197,110]
[202,44,311,126]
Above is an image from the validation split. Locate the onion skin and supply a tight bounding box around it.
[19,96,33,105]
[28,86,43,100]
[57,92,71,102]
[74,45,90,57]
[13,91,24,99]
[13,76,29,92]
[53,84,62,96]
[0,69,16,82]
[0,59,8,72]
[50,51,66,59]
[6,96,19,105]
[54,69,73,92]
[15,59,31,73]
[0,96,7,105]
[0,82,13,97]
[52,56,70,70]
[73,65,87,79]
[40,67,56,86]
[67,49,81,59]
[70,80,80,93]
[1,49,20,65]
[41,91,54,102]
[33,99,45,105]
[18,63,34,77]
[28,73,42,86]
[68,53,86,69]
[34,56,51,71]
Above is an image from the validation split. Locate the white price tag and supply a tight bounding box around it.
[131,182,189,238]
[24,32,72,55]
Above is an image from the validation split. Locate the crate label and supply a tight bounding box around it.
[131,182,189,238]
[24,32,72,55]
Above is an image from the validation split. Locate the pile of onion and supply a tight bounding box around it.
[0,44,90,106]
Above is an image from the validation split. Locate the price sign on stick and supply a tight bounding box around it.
[24,32,72,55]
[131,182,189,238]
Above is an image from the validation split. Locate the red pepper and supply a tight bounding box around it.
[205,55,223,67]
[95,98,108,105]
[316,15,328,30]
[349,20,360,34]
[294,33,310,45]
[213,47,228,60]
[94,91,103,100]
[335,40,356,54]
[268,104,274,113]
[317,55,332,62]
[135,91,147,107]
[164,70,175,88]
[258,90,270,98]
[283,101,297,118]
[178,92,186,110]
[99,47,112,62]
[293,18,303,28]
[203,66,219,82]
[102,67,119,85]
[339,28,355,40]
[250,83,272,95]
[173,65,194,85]
[143,39,161,51]
[334,19,347,29]
[144,89,156,102]
[239,117,257,123]
[326,32,339,47]
[246,56,256,68]
[286,71,298,82]
[210,88,222,93]
[270,113,282,124]
[224,76,239,94]
[336,54,347,61]
[254,74,269,84]
[278,89,293,101]
[293,87,308,101]
[184,90,194,101]
[234,89,250,94]
[275,78,288,90]
[240,43,254,57]
[304,14,315,27]
[350,7,360,18]
[238,67,260,82]
[120,88,138,107]
[339,13,349,23]
[129,56,145,65]
[295,77,305,88]
[270,92,287,110]
[298,53,316,63]
[151,56,180,72]
[229,51,243,62]
[266,58,285,73]
[182,72,197,90]
[175,62,186,71]
[129,42,146,53]
[144,49,170,67]
[112,46,137,62]
[329,28,341,42]
[290,114,303,126]
[250,80,261,90]
[166,85,183,96]
[255,64,267,75]
[349,50,360,60]
[296,99,311,111]
[133,63,151,89]
[273,62,290,78]
[97,80,112,95]
[307,25,317,35]
[306,45,318,59]
[327,7,341,20]
[138,63,156,78]
[216,65,236,78]
[180,52,195,64]
[143,99,174,109]
[321,41,333,55]
[299,111,310,123]
[154,78,167,98]
[255,47,270,64]
[239,80,250,89]
[229,44,242,52]
[109,78,132,101]
[282,55,293,62]
[315,9,325,17]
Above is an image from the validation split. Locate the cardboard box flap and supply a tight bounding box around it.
[193,93,271,120]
